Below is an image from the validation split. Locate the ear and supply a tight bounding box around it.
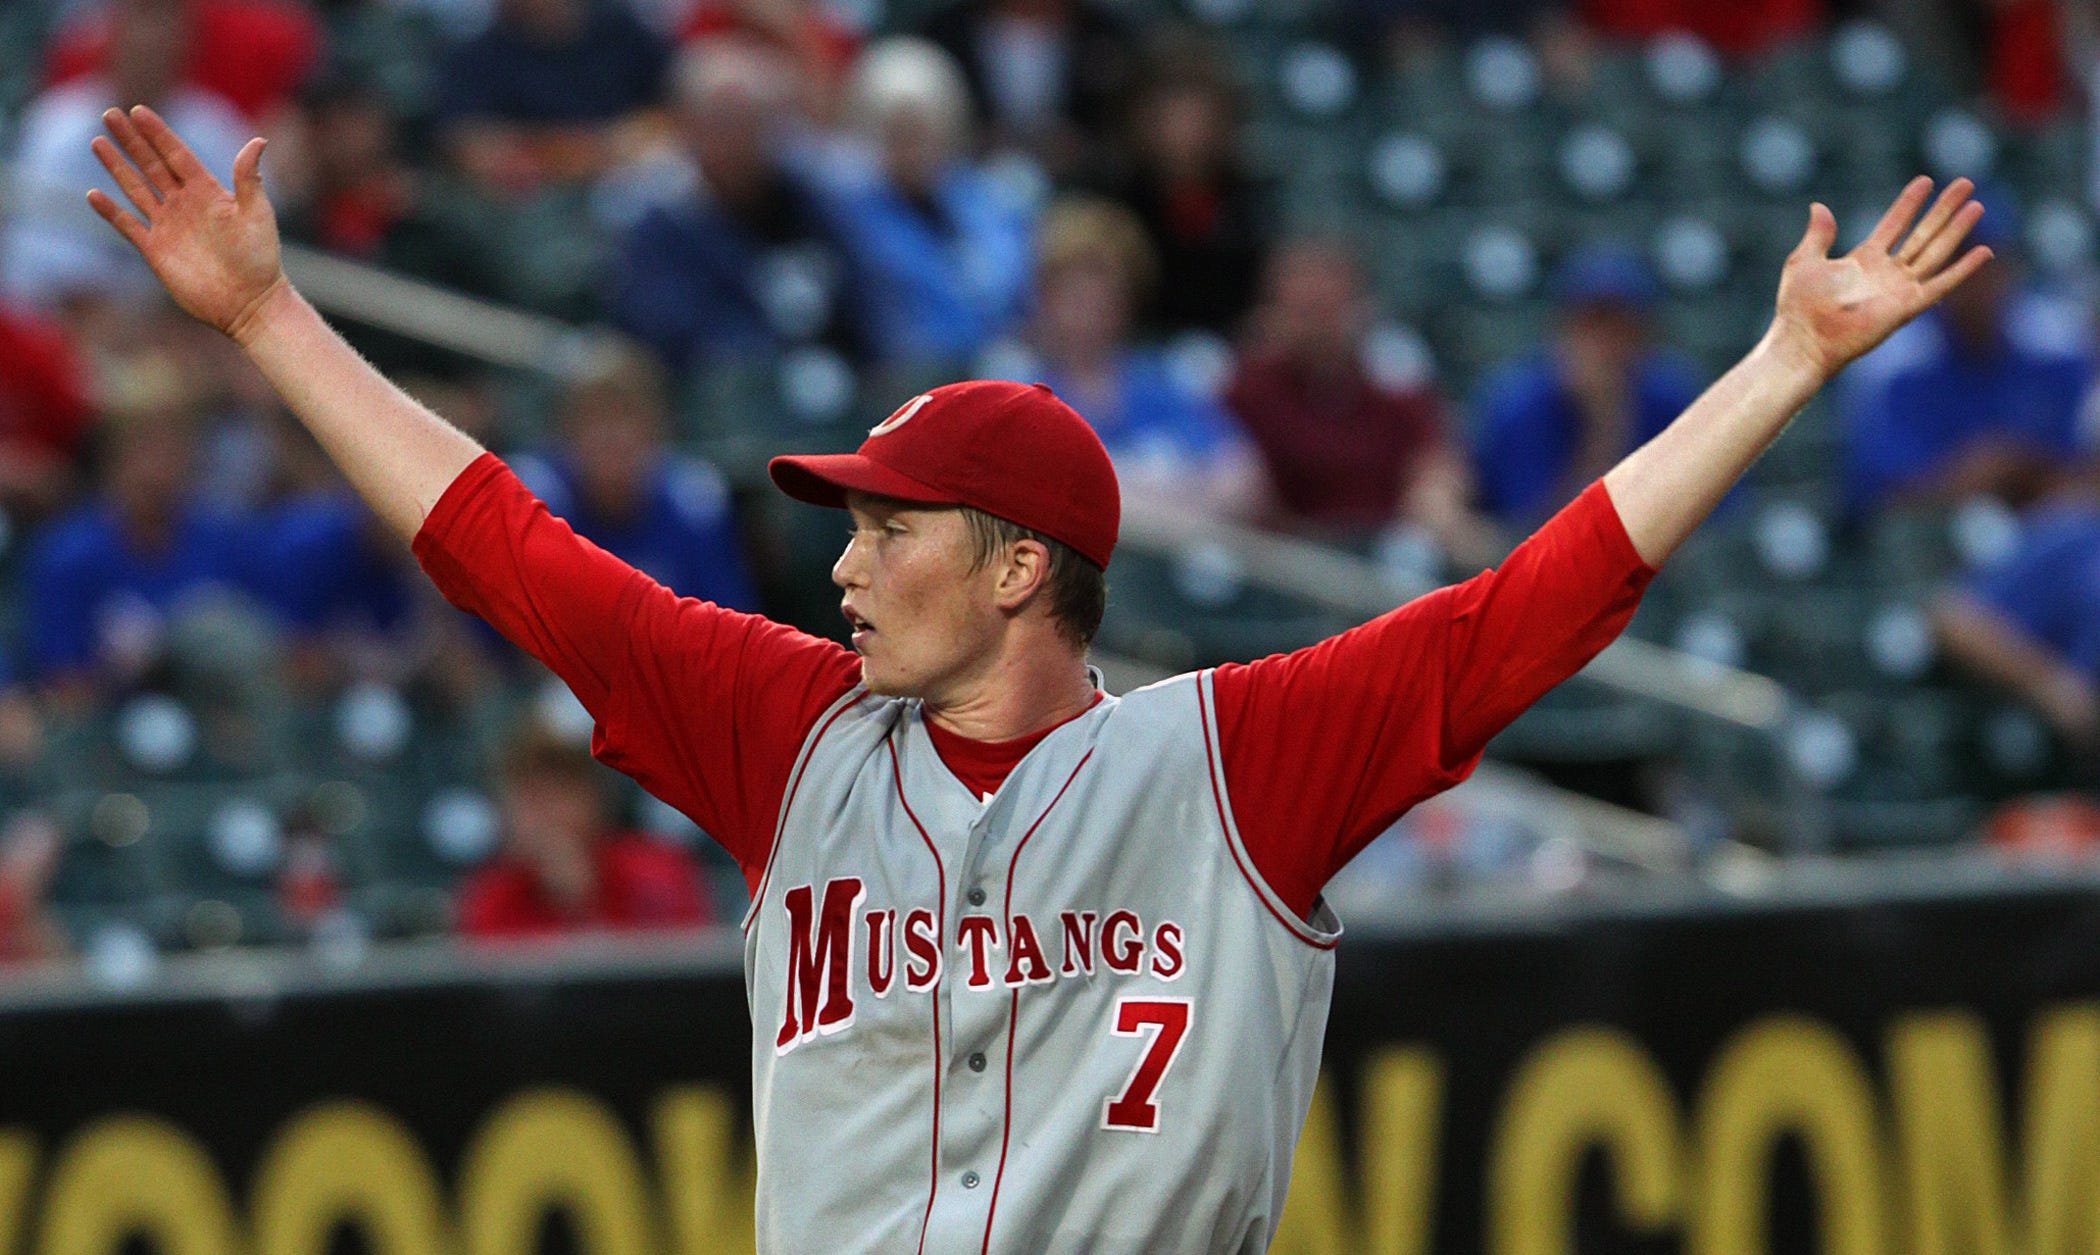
[991,538,1052,615]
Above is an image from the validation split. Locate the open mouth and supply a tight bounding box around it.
[843,604,874,649]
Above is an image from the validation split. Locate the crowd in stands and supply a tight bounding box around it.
[0,0,2098,961]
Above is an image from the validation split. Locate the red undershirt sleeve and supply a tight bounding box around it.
[411,452,862,887]
[1211,479,1658,919]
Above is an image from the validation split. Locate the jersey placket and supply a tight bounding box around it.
[920,786,1010,1251]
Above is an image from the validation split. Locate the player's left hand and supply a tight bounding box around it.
[1767,176,1993,380]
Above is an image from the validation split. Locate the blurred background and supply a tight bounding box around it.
[3,0,2100,1249]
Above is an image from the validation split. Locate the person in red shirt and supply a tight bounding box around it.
[0,814,68,965]
[43,0,321,125]
[458,724,711,940]
[0,302,92,517]
[1226,236,1499,564]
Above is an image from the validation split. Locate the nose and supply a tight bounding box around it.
[832,529,868,590]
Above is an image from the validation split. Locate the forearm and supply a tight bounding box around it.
[1932,594,2093,717]
[235,280,485,542]
[1601,328,1824,566]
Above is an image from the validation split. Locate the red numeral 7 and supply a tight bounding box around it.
[1101,996,1191,1133]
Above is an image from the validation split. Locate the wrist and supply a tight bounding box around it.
[1752,319,1834,392]
[227,274,296,350]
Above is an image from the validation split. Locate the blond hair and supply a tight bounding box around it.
[1034,196,1159,304]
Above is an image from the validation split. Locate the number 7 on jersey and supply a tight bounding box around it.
[1101,996,1192,1132]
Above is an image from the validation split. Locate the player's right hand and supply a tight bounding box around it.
[87,105,286,344]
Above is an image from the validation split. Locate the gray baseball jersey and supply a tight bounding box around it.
[743,668,1340,1254]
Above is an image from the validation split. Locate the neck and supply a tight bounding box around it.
[922,646,1095,742]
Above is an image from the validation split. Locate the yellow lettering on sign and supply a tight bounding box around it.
[1488,1027,1681,1255]
[652,1087,754,1255]
[1271,1076,1350,1255]
[1687,1016,1883,1255]
[35,1116,240,1255]
[250,1101,450,1255]
[1889,1005,2100,1255]
[1360,1048,1443,1255]
[0,1130,38,1255]
[457,1090,654,1255]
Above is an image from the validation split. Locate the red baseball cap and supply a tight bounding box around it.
[768,379,1121,569]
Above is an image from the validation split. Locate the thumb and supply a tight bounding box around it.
[1791,202,1837,263]
[233,137,266,209]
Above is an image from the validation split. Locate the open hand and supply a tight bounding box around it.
[1769,176,1993,380]
[87,105,286,343]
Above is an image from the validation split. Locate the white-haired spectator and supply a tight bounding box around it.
[815,37,1034,365]
[610,39,867,368]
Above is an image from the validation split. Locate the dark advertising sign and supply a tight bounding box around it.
[4,881,2100,1253]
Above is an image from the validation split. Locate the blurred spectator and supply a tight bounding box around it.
[1226,237,1499,563]
[458,725,711,939]
[435,0,673,195]
[0,301,93,518]
[250,485,428,693]
[42,0,321,124]
[610,42,864,371]
[1089,36,1268,339]
[23,357,257,707]
[919,0,1134,173]
[1841,202,2094,517]
[2,0,246,311]
[511,343,761,608]
[1881,0,2069,125]
[1016,197,1260,515]
[677,0,860,120]
[1933,499,2100,757]
[1355,2,1590,109]
[820,38,1034,365]
[0,815,68,965]
[278,75,500,300]
[1578,0,1821,56]
[1470,246,1702,532]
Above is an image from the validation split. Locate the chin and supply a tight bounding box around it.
[858,657,935,701]
[857,657,905,697]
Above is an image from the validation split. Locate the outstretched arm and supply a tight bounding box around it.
[87,104,867,880]
[86,105,481,542]
[1603,177,1993,565]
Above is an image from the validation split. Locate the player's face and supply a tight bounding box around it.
[834,495,1005,700]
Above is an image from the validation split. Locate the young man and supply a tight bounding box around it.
[87,105,1987,1253]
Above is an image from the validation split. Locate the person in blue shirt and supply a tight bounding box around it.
[816,38,1034,366]
[435,0,672,195]
[24,376,257,705]
[509,344,760,610]
[1934,501,2100,758]
[1470,246,1705,532]
[1002,196,1260,516]
[1841,199,2093,517]
[249,485,430,691]
[609,42,864,372]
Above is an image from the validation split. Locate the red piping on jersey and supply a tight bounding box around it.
[981,747,1096,1255]
[890,735,948,1255]
[742,689,868,934]
[1196,680,1339,952]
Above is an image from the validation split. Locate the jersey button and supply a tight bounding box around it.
[968,1052,986,1072]
[967,887,987,907]
[962,1171,981,1189]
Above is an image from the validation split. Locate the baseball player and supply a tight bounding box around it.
[87,104,1988,1252]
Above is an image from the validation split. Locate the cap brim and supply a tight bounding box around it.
[767,453,956,510]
